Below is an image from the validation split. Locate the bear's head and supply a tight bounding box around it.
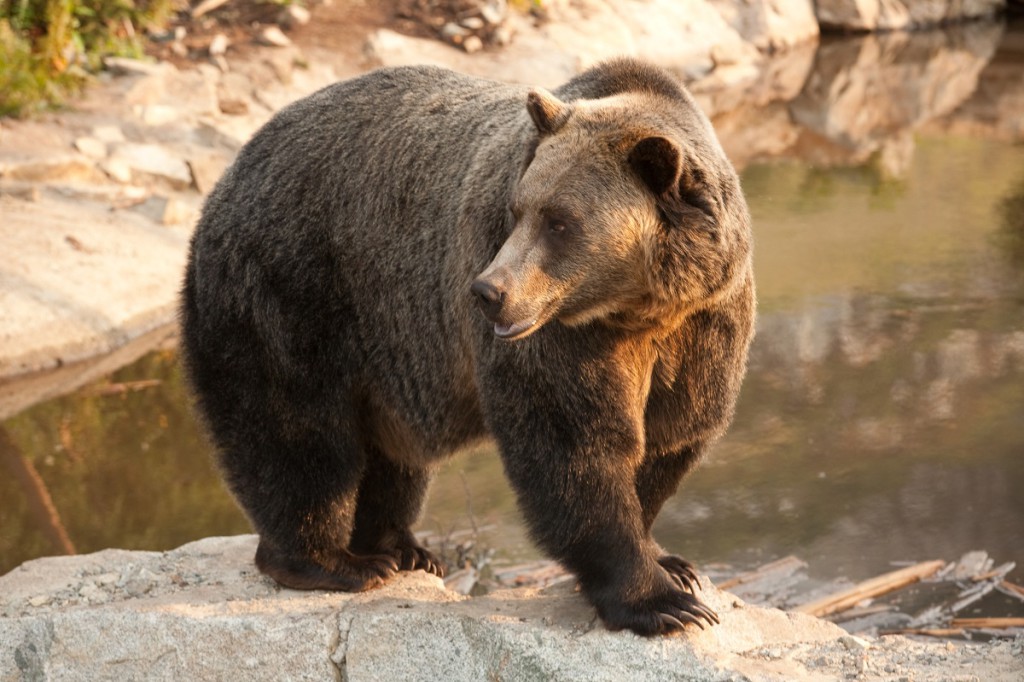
[471,85,751,341]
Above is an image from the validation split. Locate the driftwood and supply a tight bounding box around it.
[717,555,805,590]
[795,560,946,617]
[950,617,1024,629]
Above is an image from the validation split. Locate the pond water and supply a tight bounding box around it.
[3,22,1023,591]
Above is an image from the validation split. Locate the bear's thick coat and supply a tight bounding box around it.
[181,58,755,636]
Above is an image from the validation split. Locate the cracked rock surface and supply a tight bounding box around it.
[2,536,1021,681]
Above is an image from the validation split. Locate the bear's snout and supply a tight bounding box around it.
[470,278,505,322]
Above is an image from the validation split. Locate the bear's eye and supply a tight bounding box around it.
[548,221,566,234]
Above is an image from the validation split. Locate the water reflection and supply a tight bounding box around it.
[2,23,1023,584]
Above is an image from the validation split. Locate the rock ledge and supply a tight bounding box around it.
[2,536,1020,681]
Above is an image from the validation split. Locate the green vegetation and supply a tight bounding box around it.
[0,0,177,117]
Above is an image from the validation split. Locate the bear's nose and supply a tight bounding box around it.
[471,279,505,321]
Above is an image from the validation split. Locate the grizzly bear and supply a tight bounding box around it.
[180,57,754,636]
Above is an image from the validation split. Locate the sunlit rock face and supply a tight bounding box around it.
[814,0,1005,31]
[708,0,820,51]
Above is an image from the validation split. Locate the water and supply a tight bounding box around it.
[3,23,1023,588]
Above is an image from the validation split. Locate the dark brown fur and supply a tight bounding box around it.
[181,58,755,635]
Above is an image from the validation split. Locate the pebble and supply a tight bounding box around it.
[209,33,229,56]
[101,158,133,184]
[257,25,292,48]
[91,125,125,144]
[492,25,513,46]
[78,583,109,604]
[279,4,311,29]
[840,635,871,652]
[93,572,120,586]
[463,36,483,54]
[74,137,108,159]
[28,595,51,607]
[480,1,506,27]
[139,104,179,127]
[441,22,469,41]
[461,17,485,30]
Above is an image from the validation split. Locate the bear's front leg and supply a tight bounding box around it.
[483,351,718,635]
[512,447,717,635]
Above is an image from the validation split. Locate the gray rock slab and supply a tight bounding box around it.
[2,536,1021,681]
[0,192,191,380]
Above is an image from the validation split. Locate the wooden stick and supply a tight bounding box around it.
[718,555,805,589]
[999,581,1024,600]
[950,617,1024,629]
[795,560,946,617]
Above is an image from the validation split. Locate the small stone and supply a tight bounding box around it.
[101,158,133,184]
[138,104,179,126]
[92,124,125,144]
[463,36,483,53]
[170,42,188,58]
[257,25,291,48]
[93,572,120,586]
[161,196,192,225]
[441,22,469,42]
[480,1,506,26]
[103,56,163,76]
[840,635,871,652]
[209,33,229,56]
[79,583,109,604]
[279,4,311,29]
[460,17,485,30]
[108,143,192,189]
[74,137,107,159]
[28,595,51,607]
[218,97,248,115]
[492,25,512,46]
[188,152,229,194]
[217,71,253,116]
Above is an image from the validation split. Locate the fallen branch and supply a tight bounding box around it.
[997,581,1024,601]
[950,617,1024,630]
[795,560,946,618]
[718,555,806,590]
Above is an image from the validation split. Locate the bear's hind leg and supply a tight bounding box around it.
[254,538,397,591]
[224,424,399,592]
[348,453,445,577]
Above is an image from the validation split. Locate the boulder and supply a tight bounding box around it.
[2,536,1022,681]
[708,0,820,51]
[814,0,1005,31]
[367,0,760,89]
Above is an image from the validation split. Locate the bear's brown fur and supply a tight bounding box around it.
[181,58,755,635]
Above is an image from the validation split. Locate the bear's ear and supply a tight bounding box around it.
[628,136,681,198]
[526,88,571,135]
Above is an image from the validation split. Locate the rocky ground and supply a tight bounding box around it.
[1,536,1021,680]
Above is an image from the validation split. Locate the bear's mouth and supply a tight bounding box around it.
[492,299,559,341]
[493,318,539,340]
